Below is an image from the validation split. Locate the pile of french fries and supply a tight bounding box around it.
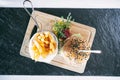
[31,32,57,61]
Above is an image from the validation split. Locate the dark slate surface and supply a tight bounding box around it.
[0,8,120,76]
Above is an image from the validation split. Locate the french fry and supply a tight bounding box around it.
[33,40,42,53]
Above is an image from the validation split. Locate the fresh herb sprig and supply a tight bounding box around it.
[52,13,74,49]
[52,13,74,40]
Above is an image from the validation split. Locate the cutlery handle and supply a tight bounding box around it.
[79,50,101,54]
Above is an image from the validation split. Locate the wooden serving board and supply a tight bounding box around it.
[20,10,96,73]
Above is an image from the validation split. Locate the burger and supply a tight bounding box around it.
[60,34,90,65]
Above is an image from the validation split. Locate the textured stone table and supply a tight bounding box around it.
[0,8,120,75]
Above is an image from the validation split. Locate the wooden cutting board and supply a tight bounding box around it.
[20,10,96,73]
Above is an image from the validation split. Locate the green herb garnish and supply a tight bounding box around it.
[52,13,74,39]
[52,13,74,48]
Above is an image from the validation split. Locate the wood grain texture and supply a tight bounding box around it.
[20,10,96,73]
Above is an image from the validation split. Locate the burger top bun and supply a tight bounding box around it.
[60,34,90,65]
